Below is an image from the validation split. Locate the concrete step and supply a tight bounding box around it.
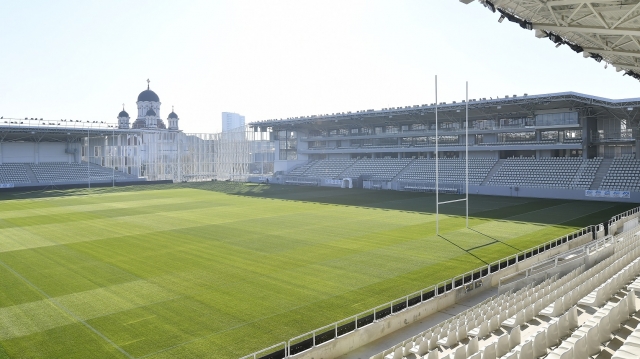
[481,159,505,185]
[24,164,38,183]
[391,159,416,181]
[590,158,613,189]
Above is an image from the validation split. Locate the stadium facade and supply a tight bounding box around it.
[2,90,639,202]
[249,92,640,202]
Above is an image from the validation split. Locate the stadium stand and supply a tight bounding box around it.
[568,157,602,189]
[373,229,640,359]
[285,156,619,191]
[341,158,412,181]
[0,163,30,184]
[487,157,594,189]
[288,161,317,176]
[600,156,640,192]
[397,158,497,185]
[300,159,357,178]
[30,162,132,183]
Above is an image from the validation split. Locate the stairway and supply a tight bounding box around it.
[569,160,590,188]
[287,160,315,176]
[391,159,416,181]
[337,159,360,178]
[24,164,38,183]
[480,159,505,186]
[590,158,613,190]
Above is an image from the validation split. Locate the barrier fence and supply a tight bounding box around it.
[609,206,640,228]
[239,206,639,359]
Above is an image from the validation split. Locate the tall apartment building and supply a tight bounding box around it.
[222,112,245,132]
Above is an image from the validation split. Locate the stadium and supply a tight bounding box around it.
[2,1,640,359]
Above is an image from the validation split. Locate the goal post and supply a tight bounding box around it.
[435,77,470,235]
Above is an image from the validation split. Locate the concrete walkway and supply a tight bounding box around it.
[337,287,497,359]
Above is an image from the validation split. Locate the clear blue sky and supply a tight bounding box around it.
[1,0,637,133]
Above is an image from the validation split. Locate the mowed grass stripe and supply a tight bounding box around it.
[0,258,134,359]
[0,183,634,359]
[0,193,319,253]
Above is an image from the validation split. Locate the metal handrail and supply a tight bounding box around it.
[239,206,639,359]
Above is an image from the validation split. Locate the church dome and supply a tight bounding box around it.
[118,110,129,118]
[138,89,160,102]
[168,111,178,119]
[146,108,156,116]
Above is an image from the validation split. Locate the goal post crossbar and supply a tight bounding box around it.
[438,198,467,205]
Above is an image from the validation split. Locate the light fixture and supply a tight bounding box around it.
[485,0,496,13]
[567,43,583,53]
[497,106,502,109]
[498,14,505,23]
[628,107,634,111]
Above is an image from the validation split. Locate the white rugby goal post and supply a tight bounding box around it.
[435,76,469,235]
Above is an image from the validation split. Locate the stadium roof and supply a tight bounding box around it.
[0,120,152,142]
[250,91,640,130]
[462,0,640,81]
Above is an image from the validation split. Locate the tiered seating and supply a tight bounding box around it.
[341,158,412,181]
[375,280,551,359]
[373,230,640,359]
[488,157,585,189]
[0,163,30,183]
[398,158,497,185]
[31,162,128,183]
[298,159,357,178]
[613,323,640,358]
[600,156,640,191]
[568,157,602,189]
[288,161,317,176]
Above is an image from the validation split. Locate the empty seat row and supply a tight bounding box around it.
[600,157,640,192]
[0,163,30,183]
[373,228,640,359]
[31,162,128,183]
[398,158,496,185]
[488,157,593,190]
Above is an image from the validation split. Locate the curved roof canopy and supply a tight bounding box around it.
[462,0,640,81]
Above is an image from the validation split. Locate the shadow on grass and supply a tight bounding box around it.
[0,181,635,229]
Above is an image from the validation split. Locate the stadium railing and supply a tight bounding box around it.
[610,206,640,225]
[239,342,287,359]
[239,206,639,359]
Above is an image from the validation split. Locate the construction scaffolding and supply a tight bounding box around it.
[82,126,273,183]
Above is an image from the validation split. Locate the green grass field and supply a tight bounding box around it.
[0,182,634,359]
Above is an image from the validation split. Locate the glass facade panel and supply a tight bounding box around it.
[535,112,578,126]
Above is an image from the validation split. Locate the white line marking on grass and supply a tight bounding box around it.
[0,259,135,359]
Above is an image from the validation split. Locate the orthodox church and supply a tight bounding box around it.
[117,80,181,131]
